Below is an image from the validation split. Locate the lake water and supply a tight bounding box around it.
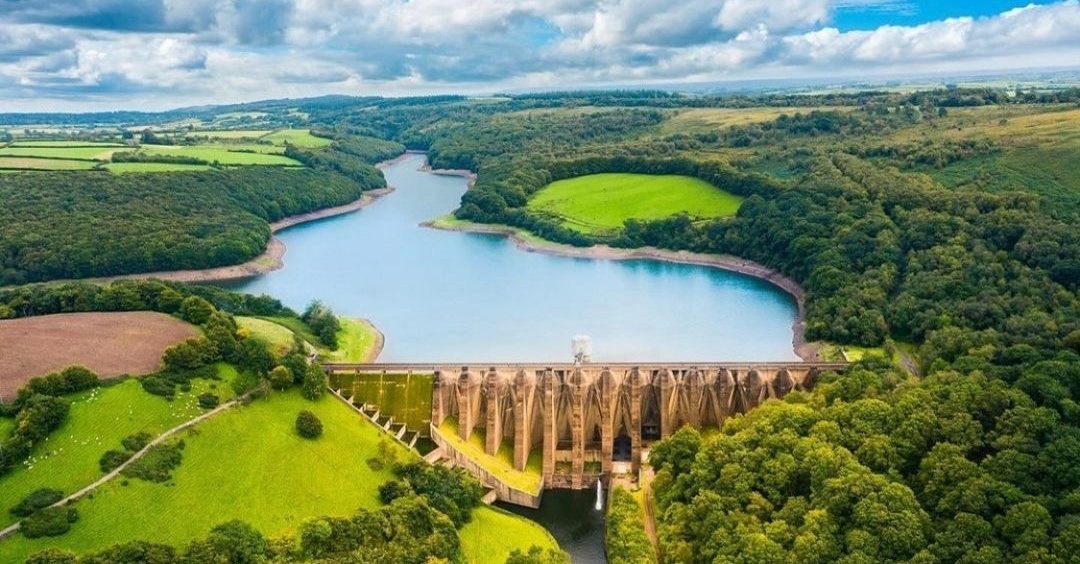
[225,153,798,362]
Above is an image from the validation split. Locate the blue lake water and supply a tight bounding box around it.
[225,153,798,362]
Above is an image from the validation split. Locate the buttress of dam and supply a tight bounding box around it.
[379,362,840,489]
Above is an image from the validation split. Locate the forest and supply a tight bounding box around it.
[306,88,1079,562]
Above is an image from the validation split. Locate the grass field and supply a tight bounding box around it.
[0,389,406,560]
[0,373,236,530]
[9,141,125,148]
[0,157,97,170]
[104,162,213,173]
[438,419,543,493]
[236,316,297,357]
[460,506,560,564]
[528,173,743,234]
[658,107,853,136]
[330,372,433,430]
[0,146,122,161]
[323,318,381,362]
[263,128,332,147]
[139,145,301,166]
[186,130,273,140]
[0,312,200,400]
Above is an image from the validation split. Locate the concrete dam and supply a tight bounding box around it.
[324,362,846,506]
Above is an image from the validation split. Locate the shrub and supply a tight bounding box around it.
[378,480,411,504]
[122,441,184,483]
[296,410,323,439]
[139,375,176,399]
[198,392,220,409]
[121,432,154,452]
[268,365,293,390]
[10,488,64,518]
[14,395,70,442]
[99,450,132,473]
[21,506,78,539]
[25,548,78,564]
[507,546,571,564]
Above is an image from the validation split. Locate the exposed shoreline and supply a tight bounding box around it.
[88,186,394,285]
[422,215,819,361]
[357,317,385,363]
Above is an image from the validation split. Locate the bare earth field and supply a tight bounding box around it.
[0,312,199,399]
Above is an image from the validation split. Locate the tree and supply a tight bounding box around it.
[296,410,323,439]
[506,546,571,564]
[179,296,214,325]
[21,506,78,538]
[269,366,293,391]
[301,364,325,400]
[182,520,269,564]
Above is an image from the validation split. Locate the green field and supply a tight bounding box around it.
[528,173,743,234]
[264,128,332,147]
[460,506,559,564]
[0,389,405,560]
[140,145,301,166]
[329,372,433,431]
[236,316,297,357]
[437,419,543,493]
[0,372,236,530]
[104,162,213,173]
[0,146,122,161]
[186,130,273,140]
[0,157,97,170]
[323,318,381,362]
[10,141,125,148]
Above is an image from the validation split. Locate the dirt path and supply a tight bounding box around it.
[0,392,249,541]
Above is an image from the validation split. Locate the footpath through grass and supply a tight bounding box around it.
[0,370,236,529]
[528,173,743,234]
[0,389,405,560]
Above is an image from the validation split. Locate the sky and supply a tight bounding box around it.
[0,0,1078,111]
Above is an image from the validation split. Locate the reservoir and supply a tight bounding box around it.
[226,153,799,362]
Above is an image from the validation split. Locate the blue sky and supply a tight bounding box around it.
[0,0,1078,111]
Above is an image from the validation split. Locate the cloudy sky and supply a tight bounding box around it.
[1,0,1079,111]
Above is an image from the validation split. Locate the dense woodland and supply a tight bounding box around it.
[2,88,1079,562]
[0,137,395,285]
[311,89,1080,562]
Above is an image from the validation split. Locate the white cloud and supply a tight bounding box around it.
[0,0,1078,110]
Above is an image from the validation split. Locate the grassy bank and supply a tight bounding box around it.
[527,173,743,234]
[438,419,543,493]
[460,506,560,564]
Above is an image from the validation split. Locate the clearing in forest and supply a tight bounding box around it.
[0,312,199,399]
[528,173,743,234]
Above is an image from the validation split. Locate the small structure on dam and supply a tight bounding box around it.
[324,361,847,505]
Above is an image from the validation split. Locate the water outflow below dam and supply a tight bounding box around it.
[225,153,800,362]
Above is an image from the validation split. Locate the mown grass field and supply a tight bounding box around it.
[0,146,123,161]
[528,173,743,234]
[103,162,213,173]
[140,145,301,166]
[460,506,560,564]
[0,372,236,530]
[0,157,97,170]
[264,128,333,147]
[330,372,433,430]
[0,389,404,561]
[235,316,297,357]
[438,419,543,493]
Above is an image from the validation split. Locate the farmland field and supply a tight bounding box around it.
[0,312,200,400]
[104,162,213,173]
[0,389,407,561]
[186,130,273,139]
[139,145,301,165]
[0,373,237,530]
[527,173,743,234]
[9,140,125,147]
[0,157,97,170]
[264,128,333,147]
[0,146,122,161]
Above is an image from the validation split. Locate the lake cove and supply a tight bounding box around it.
[225,153,799,362]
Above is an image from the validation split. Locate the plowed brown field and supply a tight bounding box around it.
[0,312,199,399]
